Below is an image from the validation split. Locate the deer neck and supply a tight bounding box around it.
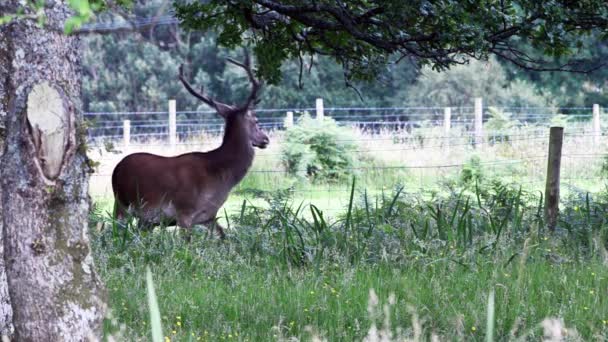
[211,117,254,185]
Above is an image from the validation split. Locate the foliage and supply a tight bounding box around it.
[601,156,608,180]
[11,1,608,109]
[459,155,485,186]
[174,0,608,83]
[401,58,551,108]
[82,24,415,112]
[550,114,572,127]
[79,0,608,112]
[485,107,521,131]
[502,32,608,107]
[91,179,608,340]
[281,114,360,182]
[64,0,98,33]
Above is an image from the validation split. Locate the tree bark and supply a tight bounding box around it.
[0,20,14,339]
[1,2,106,341]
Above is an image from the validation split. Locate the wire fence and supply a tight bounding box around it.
[85,105,599,142]
[87,104,608,215]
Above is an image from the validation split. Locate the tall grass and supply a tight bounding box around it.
[92,175,608,340]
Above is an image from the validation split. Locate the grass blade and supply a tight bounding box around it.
[146,266,163,342]
[486,289,495,342]
[385,185,405,218]
[345,176,356,232]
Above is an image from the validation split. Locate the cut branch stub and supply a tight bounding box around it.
[26,82,71,181]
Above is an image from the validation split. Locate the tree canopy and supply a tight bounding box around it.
[174,0,608,83]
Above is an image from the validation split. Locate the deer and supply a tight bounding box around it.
[111,53,268,239]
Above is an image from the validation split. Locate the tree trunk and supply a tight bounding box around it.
[0,20,14,339]
[0,2,106,341]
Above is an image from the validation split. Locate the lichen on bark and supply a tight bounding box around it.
[0,1,106,340]
[0,20,14,339]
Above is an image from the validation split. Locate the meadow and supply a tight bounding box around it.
[89,116,608,341]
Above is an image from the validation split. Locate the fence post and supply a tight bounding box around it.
[123,119,130,150]
[169,99,177,149]
[474,97,483,147]
[443,107,451,135]
[316,98,324,122]
[544,126,564,232]
[593,104,601,145]
[285,111,294,128]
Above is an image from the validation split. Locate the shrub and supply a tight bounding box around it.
[459,155,484,186]
[281,114,360,182]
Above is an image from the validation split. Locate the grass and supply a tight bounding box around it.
[102,254,608,341]
[93,175,608,341]
[89,121,608,341]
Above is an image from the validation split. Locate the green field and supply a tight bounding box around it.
[93,179,608,341]
[91,124,608,341]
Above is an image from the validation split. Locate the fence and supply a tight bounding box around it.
[87,98,608,217]
[85,98,602,144]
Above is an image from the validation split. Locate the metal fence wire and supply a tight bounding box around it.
[86,103,608,215]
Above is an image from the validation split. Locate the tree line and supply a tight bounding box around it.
[82,29,608,114]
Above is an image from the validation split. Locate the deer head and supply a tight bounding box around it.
[178,52,269,149]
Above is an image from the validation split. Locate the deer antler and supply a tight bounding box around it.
[178,64,234,115]
[226,50,262,110]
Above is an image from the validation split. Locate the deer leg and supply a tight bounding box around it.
[137,219,155,232]
[203,218,226,239]
[176,213,195,242]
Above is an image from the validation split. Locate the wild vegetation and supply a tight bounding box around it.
[81,2,608,113]
[281,115,361,182]
[92,171,608,341]
[88,114,608,341]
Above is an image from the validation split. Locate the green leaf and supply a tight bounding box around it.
[0,15,14,25]
[146,267,163,342]
[69,0,92,16]
[64,16,83,34]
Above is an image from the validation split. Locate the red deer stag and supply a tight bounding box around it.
[111,53,268,239]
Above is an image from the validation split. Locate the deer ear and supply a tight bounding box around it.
[214,103,235,118]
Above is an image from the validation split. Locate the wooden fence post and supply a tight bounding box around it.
[169,99,177,149]
[285,111,294,128]
[593,104,601,145]
[443,107,451,135]
[474,97,483,147]
[544,126,564,232]
[123,119,130,150]
[316,98,324,121]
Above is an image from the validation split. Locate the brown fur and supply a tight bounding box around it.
[112,112,267,238]
[112,55,267,238]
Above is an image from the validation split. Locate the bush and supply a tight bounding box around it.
[281,114,360,182]
[459,155,484,186]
